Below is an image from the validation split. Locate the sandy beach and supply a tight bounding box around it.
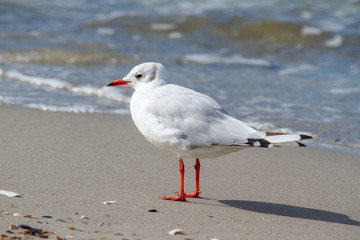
[0,105,359,240]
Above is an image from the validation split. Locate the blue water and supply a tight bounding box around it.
[0,0,360,151]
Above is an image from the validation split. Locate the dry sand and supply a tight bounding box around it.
[0,105,359,240]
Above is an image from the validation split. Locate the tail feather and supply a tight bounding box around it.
[264,132,312,143]
[272,141,307,147]
[247,132,312,148]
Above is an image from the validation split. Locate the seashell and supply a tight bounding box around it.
[0,190,20,198]
[168,229,185,236]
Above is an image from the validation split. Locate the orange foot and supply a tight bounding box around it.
[161,194,186,201]
[185,189,201,198]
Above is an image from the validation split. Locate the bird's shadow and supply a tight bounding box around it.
[218,200,360,226]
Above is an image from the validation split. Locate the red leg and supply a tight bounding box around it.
[185,158,201,198]
[161,158,186,201]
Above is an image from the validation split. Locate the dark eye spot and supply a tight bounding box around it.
[135,73,143,79]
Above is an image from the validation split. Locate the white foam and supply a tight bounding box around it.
[25,103,101,113]
[318,21,344,32]
[7,71,71,90]
[150,23,177,31]
[321,106,341,113]
[177,2,229,15]
[278,68,299,76]
[5,70,131,103]
[96,11,138,22]
[278,64,316,76]
[324,35,343,47]
[301,11,312,20]
[184,54,271,67]
[301,26,322,36]
[247,121,277,131]
[0,96,21,105]
[329,87,360,94]
[24,103,129,115]
[184,54,219,64]
[168,32,183,39]
[72,85,131,103]
[97,28,115,35]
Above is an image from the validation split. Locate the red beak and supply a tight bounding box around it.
[106,78,131,87]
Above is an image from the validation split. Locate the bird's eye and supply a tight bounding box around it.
[135,73,143,79]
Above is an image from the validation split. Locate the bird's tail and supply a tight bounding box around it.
[263,132,313,147]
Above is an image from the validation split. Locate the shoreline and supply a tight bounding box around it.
[1,105,360,239]
[3,104,360,156]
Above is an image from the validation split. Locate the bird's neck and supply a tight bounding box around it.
[134,78,167,91]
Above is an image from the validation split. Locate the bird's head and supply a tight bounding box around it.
[107,62,168,90]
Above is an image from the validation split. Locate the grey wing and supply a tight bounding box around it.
[148,85,264,148]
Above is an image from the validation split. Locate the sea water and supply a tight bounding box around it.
[0,0,359,151]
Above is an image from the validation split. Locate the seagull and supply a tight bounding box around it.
[106,62,312,201]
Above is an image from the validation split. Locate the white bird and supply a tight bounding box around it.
[107,62,312,201]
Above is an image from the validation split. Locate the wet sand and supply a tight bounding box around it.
[1,106,359,239]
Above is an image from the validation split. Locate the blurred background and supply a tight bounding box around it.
[0,0,359,151]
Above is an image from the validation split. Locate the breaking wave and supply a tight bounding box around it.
[5,70,131,103]
[183,53,271,67]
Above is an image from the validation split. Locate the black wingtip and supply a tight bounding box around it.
[300,134,313,140]
[246,138,272,148]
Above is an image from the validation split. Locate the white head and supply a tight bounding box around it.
[107,62,168,90]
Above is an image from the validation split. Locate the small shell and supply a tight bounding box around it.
[68,226,76,230]
[13,213,22,217]
[55,237,66,240]
[80,216,89,220]
[9,225,18,230]
[168,229,185,236]
[0,190,20,198]
[102,200,116,205]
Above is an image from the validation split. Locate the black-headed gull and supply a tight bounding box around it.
[107,62,312,201]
